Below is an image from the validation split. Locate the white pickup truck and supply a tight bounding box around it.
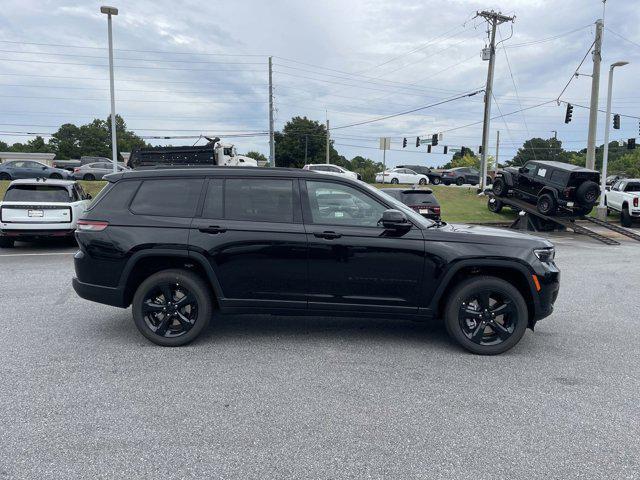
[0,179,92,247]
[606,178,640,227]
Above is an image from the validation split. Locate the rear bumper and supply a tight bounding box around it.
[1,228,75,237]
[72,277,127,308]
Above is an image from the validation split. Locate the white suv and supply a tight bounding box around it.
[0,179,92,247]
[303,164,360,180]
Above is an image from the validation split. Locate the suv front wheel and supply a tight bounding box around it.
[537,193,557,216]
[132,269,212,346]
[444,276,528,355]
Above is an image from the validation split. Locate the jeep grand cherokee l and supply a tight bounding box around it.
[72,167,560,355]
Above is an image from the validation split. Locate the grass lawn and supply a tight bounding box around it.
[0,180,515,224]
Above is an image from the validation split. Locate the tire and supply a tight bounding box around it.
[486,177,493,185]
[456,177,465,186]
[0,236,15,248]
[492,178,507,197]
[431,177,441,185]
[390,178,399,184]
[83,174,95,181]
[621,207,632,227]
[575,181,599,205]
[444,276,529,355]
[0,173,11,181]
[487,198,503,213]
[132,269,213,347]
[537,193,557,216]
[418,178,427,185]
[49,173,62,179]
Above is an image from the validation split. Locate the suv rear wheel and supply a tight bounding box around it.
[537,193,557,216]
[456,177,465,186]
[132,269,212,346]
[444,276,528,355]
[492,177,507,197]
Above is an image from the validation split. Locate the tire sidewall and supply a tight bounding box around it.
[419,178,427,185]
[432,177,441,185]
[456,177,464,186]
[444,276,529,355]
[132,269,212,346]
[537,194,555,215]
[621,208,632,227]
[493,178,506,196]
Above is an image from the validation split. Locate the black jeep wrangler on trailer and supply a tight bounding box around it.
[491,161,600,216]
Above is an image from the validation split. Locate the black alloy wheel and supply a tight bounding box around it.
[487,198,503,213]
[132,269,212,346]
[391,178,399,184]
[445,276,528,355]
[537,193,557,216]
[456,177,465,186]
[492,177,507,197]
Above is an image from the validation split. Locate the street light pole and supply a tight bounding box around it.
[101,6,119,173]
[597,61,629,220]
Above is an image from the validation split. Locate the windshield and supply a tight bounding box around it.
[4,185,71,202]
[360,182,435,228]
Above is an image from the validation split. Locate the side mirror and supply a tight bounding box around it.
[86,194,92,200]
[518,167,525,173]
[42,166,48,170]
[380,209,411,231]
[605,186,611,191]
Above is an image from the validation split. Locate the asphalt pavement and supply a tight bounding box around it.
[0,236,639,479]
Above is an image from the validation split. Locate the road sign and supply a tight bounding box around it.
[379,137,391,150]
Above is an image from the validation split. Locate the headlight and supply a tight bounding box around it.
[534,247,555,263]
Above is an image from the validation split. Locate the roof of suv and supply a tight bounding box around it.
[105,166,344,182]
[9,178,77,187]
[528,160,597,173]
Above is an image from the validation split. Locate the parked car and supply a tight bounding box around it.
[605,178,640,227]
[381,188,441,220]
[375,168,429,185]
[74,162,129,180]
[492,161,600,216]
[440,167,490,186]
[396,165,443,185]
[0,160,74,181]
[0,179,92,247]
[72,167,559,355]
[302,164,360,180]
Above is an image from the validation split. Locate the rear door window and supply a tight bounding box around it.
[4,185,71,202]
[224,178,294,223]
[130,178,204,217]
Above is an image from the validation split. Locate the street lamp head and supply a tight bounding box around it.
[100,6,118,15]
[611,61,629,68]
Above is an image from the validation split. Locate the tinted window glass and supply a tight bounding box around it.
[550,170,569,184]
[4,185,70,202]
[131,178,203,217]
[202,179,223,219]
[88,181,138,212]
[225,178,294,223]
[306,180,386,227]
[625,182,640,192]
[399,192,437,205]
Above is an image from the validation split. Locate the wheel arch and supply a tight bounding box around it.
[498,171,514,187]
[430,259,537,327]
[119,249,222,307]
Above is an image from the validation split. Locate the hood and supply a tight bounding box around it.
[435,223,553,248]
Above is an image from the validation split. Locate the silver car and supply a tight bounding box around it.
[73,162,128,180]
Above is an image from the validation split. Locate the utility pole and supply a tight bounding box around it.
[477,10,514,192]
[304,134,308,164]
[551,130,557,140]
[495,130,500,172]
[268,56,275,167]
[586,19,604,170]
[100,6,119,173]
[325,119,330,164]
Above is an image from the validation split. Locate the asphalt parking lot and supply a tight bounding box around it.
[1,235,639,479]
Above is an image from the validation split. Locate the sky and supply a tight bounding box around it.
[1,0,639,168]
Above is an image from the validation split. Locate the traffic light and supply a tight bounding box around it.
[415,137,420,148]
[431,133,438,146]
[402,137,407,148]
[427,145,432,153]
[628,138,636,150]
[478,145,483,154]
[443,146,448,154]
[564,103,573,124]
[613,114,620,130]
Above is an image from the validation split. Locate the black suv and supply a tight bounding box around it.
[72,167,559,355]
[396,165,443,185]
[492,161,600,216]
[440,167,492,186]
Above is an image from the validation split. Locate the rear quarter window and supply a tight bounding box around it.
[87,181,138,213]
[130,178,204,217]
[549,170,569,184]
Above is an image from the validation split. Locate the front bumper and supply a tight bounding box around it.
[531,264,560,322]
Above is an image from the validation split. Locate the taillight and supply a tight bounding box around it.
[563,187,575,199]
[634,197,639,208]
[73,167,80,173]
[432,206,441,214]
[76,220,109,232]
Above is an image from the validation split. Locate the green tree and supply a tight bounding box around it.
[442,148,480,169]
[508,137,565,166]
[274,116,341,168]
[49,123,81,159]
[347,155,384,183]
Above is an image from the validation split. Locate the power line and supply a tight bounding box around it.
[555,39,596,101]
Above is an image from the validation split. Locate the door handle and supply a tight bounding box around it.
[199,225,227,234]
[314,231,342,240]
